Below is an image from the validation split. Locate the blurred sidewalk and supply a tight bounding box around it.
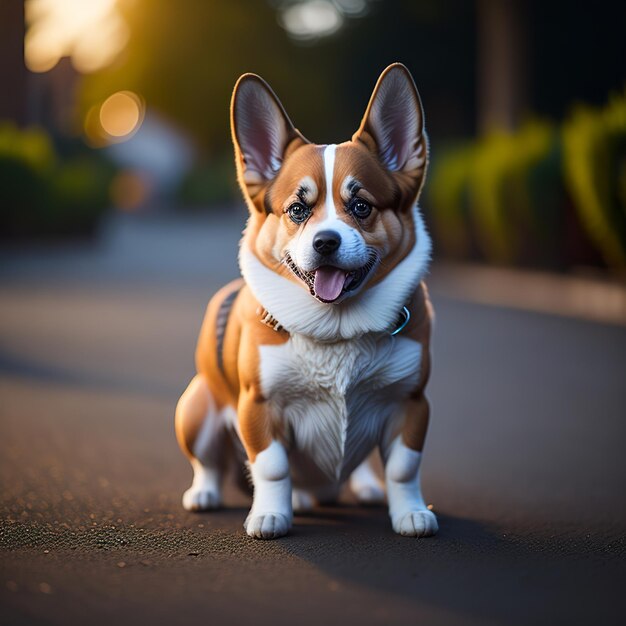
[0,209,246,288]
[432,263,626,327]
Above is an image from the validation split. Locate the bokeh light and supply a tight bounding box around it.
[280,0,343,41]
[99,91,144,140]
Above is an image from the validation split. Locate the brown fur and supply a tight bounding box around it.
[400,282,434,450]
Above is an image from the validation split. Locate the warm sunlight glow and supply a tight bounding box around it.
[99,91,144,139]
[24,0,129,73]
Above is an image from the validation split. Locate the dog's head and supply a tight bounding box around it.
[232,63,428,306]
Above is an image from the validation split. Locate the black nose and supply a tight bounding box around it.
[313,230,341,255]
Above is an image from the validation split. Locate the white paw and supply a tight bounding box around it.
[353,484,386,505]
[182,486,221,511]
[392,510,438,537]
[292,489,315,513]
[244,513,291,539]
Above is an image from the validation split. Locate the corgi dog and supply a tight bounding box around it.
[175,63,437,540]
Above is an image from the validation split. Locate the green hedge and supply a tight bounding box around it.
[562,94,626,268]
[427,93,626,270]
[0,123,115,238]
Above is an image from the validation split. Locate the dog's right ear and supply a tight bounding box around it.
[231,74,307,203]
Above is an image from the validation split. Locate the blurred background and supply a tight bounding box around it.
[1,0,625,274]
[2,4,626,624]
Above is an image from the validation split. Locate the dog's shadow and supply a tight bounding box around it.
[273,505,525,623]
[188,497,618,624]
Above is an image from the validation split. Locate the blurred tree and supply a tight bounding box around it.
[0,0,28,126]
[477,0,528,132]
[529,0,626,120]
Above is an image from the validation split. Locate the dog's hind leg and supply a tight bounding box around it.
[349,455,386,505]
[175,375,230,511]
[291,489,315,513]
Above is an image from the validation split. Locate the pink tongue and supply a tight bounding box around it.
[313,266,347,302]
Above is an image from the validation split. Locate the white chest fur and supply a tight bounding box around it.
[257,333,422,484]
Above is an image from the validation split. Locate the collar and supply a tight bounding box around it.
[258,304,411,336]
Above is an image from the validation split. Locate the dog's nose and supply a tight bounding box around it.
[313,230,341,255]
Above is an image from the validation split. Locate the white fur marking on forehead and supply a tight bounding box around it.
[323,145,337,219]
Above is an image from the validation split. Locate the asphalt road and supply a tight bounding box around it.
[1,212,625,625]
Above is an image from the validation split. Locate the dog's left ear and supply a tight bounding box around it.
[353,63,428,197]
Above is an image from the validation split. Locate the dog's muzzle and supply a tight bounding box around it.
[283,250,379,304]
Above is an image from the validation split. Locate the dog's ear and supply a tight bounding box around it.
[231,74,306,201]
[353,63,428,196]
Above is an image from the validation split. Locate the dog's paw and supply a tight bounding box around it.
[353,484,386,506]
[392,510,438,537]
[182,486,221,511]
[292,489,315,513]
[244,513,291,539]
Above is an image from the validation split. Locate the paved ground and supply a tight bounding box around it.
[1,211,625,625]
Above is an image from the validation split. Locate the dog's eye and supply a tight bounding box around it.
[287,202,311,224]
[349,198,372,219]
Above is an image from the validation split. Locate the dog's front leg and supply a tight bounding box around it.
[238,387,292,539]
[383,395,438,538]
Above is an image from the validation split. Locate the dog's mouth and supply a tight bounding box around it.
[283,251,378,303]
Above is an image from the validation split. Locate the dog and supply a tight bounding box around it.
[175,63,437,540]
